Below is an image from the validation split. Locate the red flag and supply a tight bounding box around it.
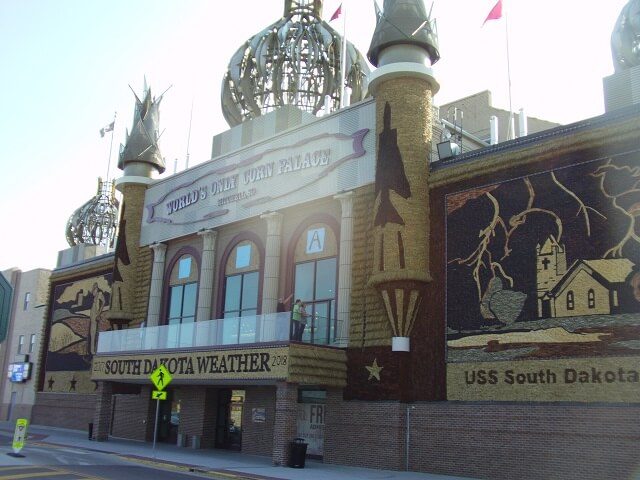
[482,0,502,26]
[330,4,342,22]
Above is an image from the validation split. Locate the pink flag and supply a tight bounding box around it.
[482,0,502,26]
[330,3,342,22]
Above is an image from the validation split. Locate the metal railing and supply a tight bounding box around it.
[97,311,336,354]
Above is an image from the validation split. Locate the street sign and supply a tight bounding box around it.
[150,366,172,455]
[150,364,172,391]
[152,390,167,400]
[12,418,28,454]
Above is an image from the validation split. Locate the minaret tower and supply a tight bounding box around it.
[108,84,166,329]
[367,0,440,352]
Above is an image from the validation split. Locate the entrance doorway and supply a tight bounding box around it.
[156,392,179,444]
[215,389,245,450]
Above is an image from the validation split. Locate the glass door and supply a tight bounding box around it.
[215,389,245,450]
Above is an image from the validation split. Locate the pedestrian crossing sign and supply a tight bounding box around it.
[150,364,172,391]
[152,390,167,400]
[12,418,28,454]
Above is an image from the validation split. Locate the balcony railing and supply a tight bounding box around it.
[97,311,337,354]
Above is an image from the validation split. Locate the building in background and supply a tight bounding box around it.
[438,90,560,145]
[0,268,50,421]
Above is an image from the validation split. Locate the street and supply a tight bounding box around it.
[0,432,241,480]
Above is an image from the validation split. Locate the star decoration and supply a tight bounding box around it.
[366,358,383,381]
[69,376,77,391]
[47,376,55,390]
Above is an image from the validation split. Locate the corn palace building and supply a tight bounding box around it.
[32,1,640,479]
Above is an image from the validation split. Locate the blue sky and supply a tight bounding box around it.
[0,0,628,272]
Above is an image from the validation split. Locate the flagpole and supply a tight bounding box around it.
[106,112,117,182]
[504,1,514,140]
[185,98,193,170]
[339,2,347,108]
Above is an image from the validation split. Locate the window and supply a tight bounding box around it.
[588,289,595,309]
[293,223,338,344]
[17,335,24,354]
[166,253,199,347]
[566,290,575,311]
[223,241,261,343]
[168,283,197,325]
[23,292,30,310]
[223,272,259,318]
[29,334,36,353]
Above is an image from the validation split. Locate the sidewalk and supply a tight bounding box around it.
[0,421,478,480]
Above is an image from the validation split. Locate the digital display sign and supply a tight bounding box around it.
[7,362,31,383]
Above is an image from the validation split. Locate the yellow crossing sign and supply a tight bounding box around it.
[150,364,172,391]
[12,418,28,454]
[152,390,167,400]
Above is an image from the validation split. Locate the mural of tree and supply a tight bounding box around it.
[446,152,640,335]
[592,156,640,258]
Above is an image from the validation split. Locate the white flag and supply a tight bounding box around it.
[100,121,115,138]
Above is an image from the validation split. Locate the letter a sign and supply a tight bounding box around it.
[150,364,172,391]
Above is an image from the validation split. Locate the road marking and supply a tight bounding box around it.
[0,465,106,479]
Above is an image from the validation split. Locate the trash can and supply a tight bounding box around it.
[88,422,93,440]
[288,438,308,468]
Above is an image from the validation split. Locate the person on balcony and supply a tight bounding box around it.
[292,299,309,341]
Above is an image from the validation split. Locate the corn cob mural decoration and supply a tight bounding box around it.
[366,0,440,351]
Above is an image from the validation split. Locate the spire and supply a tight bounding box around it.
[118,83,166,175]
[367,0,440,67]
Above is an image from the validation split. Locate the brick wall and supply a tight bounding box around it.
[32,393,95,430]
[272,381,298,466]
[324,399,640,480]
[324,393,405,471]
[241,386,276,456]
[176,386,217,448]
[110,392,150,440]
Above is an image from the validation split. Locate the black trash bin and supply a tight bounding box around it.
[88,422,93,440]
[288,438,308,468]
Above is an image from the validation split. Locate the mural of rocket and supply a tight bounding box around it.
[366,0,440,350]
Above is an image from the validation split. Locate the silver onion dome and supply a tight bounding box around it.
[66,178,119,248]
[221,0,370,127]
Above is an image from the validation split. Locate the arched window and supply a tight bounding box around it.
[566,290,575,311]
[167,253,199,347]
[222,240,261,343]
[292,222,338,344]
[588,289,595,309]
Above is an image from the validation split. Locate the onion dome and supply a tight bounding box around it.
[65,178,119,248]
[221,0,370,127]
[367,0,440,67]
[611,0,640,71]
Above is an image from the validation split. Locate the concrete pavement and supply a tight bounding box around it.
[0,421,479,480]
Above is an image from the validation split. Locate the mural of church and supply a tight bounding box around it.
[537,235,635,318]
[446,153,640,363]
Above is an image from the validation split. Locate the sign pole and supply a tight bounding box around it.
[152,397,160,456]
